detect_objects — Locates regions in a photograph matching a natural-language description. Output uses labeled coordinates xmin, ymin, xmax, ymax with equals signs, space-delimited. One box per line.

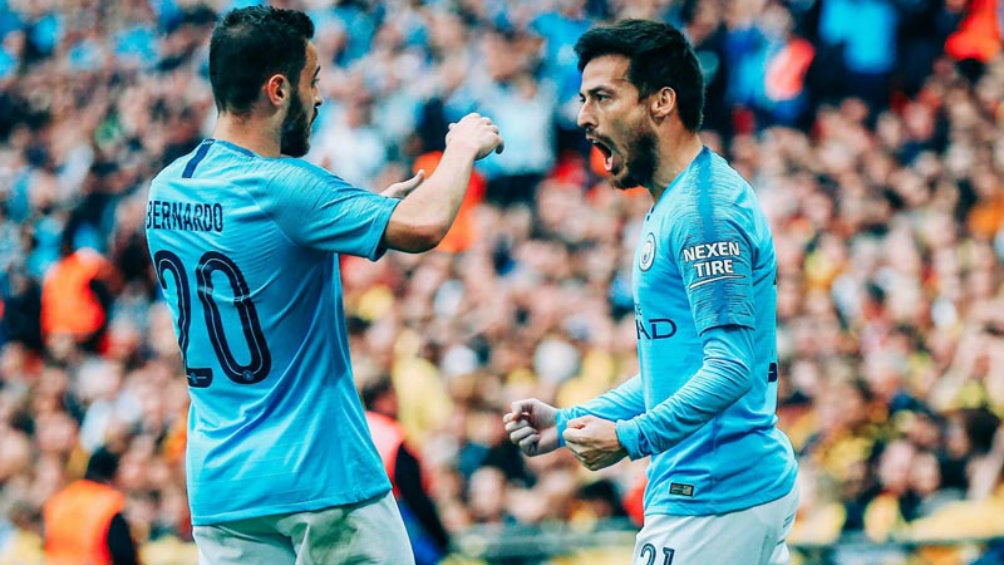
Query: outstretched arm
xmin=381 ymin=113 xmax=502 ymax=252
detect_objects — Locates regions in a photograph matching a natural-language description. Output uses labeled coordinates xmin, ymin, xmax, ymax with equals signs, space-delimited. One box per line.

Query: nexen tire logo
xmin=682 ymin=240 xmax=745 ymax=289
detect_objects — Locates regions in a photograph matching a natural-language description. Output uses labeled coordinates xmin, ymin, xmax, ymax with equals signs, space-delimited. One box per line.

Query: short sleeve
xmin=263 ymin=163 xmax=399 ymax=260
xmin=669 ymin=211 xmax=756 ymax=333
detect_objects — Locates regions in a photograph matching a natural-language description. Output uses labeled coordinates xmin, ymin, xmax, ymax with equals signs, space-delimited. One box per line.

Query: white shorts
xmin=632 ymin=486 xmax=799 ymax=565
xmin=193 ymin=492 xmax=415 ymax=565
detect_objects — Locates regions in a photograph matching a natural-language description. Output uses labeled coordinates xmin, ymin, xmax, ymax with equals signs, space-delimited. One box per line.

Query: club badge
xmin=640 ymin=233 xmax=656 ymax=271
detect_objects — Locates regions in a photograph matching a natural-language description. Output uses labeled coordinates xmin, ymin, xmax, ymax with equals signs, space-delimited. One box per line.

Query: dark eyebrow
xmin=313 ymin=66 xmax=320 ymax=78
xmin=580 ymin=86 xmax=612 ymax=99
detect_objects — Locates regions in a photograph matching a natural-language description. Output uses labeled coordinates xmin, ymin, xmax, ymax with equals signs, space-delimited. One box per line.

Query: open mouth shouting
xmin=589 ymin=136 xmax=620 ymax=174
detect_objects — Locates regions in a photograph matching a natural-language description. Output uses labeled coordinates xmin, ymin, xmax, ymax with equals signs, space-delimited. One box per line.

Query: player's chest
xmin=631 ymin=219 xmax=686 ymax=304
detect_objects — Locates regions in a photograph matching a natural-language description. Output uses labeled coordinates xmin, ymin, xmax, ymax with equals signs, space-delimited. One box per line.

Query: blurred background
xmin=0 ymin=0 xmax=1002 ymax=564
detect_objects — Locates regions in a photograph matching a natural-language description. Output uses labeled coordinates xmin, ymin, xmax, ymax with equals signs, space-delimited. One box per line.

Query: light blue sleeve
xmin=262 ymin=161 xmax=399 ymax=260
xmin=614 ymin=325 xmax=754 ymax=459
xmin=671 ymin=209 xmax=756 ymax=333
xmin=556 ymin=375 xmax=645 ymax=447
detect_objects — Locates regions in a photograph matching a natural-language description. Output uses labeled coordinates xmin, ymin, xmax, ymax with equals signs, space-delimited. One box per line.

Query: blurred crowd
xmin=0 ymin=0 xmax=1003 ymax=563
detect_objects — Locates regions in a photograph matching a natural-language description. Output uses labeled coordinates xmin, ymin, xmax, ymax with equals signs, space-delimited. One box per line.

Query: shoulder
xmin=701 ymin=150 xmax=753 ymax=202
xmin=661 ymin=159 xmax=761 ymax=249
xmin=669 ymin=151 xmax=755 ymax=222
xmin=365 ymin=411 xmax=404 ymax=437
xmin=151 ymin=150 xmax=195 ymax=186
xmin=264 ymin=157 xmax=356 ymax=193
xmin=269 ymin=156 xmax=331 ymax=179
xmin=75 ymin=248 xmax=110 ymax=268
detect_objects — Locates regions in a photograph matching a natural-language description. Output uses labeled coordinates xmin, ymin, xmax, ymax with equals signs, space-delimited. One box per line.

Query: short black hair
xmin=209 ymin=6 xmax=315 ymax=114
xmin=574 ymin=19 xmax=705 ymax=132
xmin=84 ymin=447 xmax=119 ymax=483
xmin=360 ymin=373 xmax=393 ymax=411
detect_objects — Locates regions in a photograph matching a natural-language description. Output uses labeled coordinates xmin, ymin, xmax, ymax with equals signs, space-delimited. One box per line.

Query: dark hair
xmin=574 ymin=19 xmax=705 ymax=131
xmin=360 ymin=373 xmax=394 ymax=410
xmin=962 ymin=407 xmax=1001 ymax=455
xmin=84 ymin=447 xmax=119 ymax=483
xmin=209 ymin=6 xmax=315 ymax=114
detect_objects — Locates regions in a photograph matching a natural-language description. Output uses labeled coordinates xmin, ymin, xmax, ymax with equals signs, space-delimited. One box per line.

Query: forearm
xmin=557 ymin=375 xmax=644 ymax=445
xmin=382 ymin=143 xmax=478 ymax=252
xmin=616 ymin=325 xmax=754 ymax=459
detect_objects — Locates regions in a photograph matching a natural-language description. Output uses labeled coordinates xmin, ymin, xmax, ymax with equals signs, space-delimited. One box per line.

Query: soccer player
xmin=504 ymin=20 xmax=798 ymax=565
xmin=146 ymin=7 xmax=502 ymax=565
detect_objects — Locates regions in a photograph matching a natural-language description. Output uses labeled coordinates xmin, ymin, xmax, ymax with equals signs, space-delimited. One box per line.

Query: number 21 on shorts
xmin=639 ymin=543 xmax=674 ymax=565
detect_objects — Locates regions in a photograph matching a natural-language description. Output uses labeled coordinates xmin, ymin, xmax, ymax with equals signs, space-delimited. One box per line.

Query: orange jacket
xmin=365 ymin=411 xmax=408 ymax=497
xmin=41 ymin=250 xmax=112 ymax=339
xmin=43 ymin=479 xmax=126 ymax=565
xmin=412 ymin=151 xmax=485 ymax=253
xmin=765 ymin=38 xmax=815 ymax=101
xmin=946 ymin=0 xmax=1002 ymax=62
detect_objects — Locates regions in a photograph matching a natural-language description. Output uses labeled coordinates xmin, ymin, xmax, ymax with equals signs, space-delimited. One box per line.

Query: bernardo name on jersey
xmin=146 ymin=199 xmax=225 ymax=233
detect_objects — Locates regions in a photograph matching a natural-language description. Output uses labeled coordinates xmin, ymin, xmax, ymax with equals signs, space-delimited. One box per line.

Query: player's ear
xmin=264 ymin=74 xmax=290 ymax=108
xmin=649 ymin=86 xmax=676 ymax=122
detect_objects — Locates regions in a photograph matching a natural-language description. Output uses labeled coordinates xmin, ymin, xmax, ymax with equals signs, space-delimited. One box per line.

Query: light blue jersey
xmin=146 ymin=139 xmax=397 ymax=526
xmin=558 ymin=147 xmax=797 ymax=516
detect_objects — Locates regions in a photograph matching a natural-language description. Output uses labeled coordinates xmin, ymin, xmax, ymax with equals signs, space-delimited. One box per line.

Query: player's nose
xmin=577 ymin=102 xmax=596 ymax=131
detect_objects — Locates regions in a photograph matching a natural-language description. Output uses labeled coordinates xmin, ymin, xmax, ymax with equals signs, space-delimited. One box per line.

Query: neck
xmin=648 ymin=131 xmax=704 ymax=202
xmin=213 ymin=111 xmax=282 ymax=157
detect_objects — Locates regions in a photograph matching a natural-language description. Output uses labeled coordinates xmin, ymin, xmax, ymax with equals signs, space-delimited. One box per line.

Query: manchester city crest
xmin=640 ymin=233 xmax=656 ymax=271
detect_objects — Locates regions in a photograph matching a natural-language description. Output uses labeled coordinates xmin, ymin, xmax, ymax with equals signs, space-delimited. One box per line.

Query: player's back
xmin=146 ymin=139 xmax=395 ymax=525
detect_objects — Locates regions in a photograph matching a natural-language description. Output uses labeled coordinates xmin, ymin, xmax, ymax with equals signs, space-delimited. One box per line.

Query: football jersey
xmin=146 ymin=139 xmax=396 ymax=525
xmin=559 ymin=147 xmax=797 ymax=515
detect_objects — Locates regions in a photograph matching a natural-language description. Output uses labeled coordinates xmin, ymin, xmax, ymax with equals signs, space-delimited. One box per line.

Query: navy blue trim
xmin=182 ymin=140 xmax=215 ymax=179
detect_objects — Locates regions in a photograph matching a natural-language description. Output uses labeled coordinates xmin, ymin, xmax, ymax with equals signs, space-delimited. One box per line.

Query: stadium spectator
xmin=40 ymin=229 xmax=119 ymax=353
xmin=42 ymin=447 xmax=139 ymax=565
xmin=362 ymin=373 xmax=452 ymax=565
xmin=815 ymin=0 xmax=900 ymax=110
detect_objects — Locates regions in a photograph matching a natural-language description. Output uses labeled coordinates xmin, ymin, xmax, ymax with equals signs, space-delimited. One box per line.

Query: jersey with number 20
xmin=146 ymin=139 xmax=397 ymax=526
